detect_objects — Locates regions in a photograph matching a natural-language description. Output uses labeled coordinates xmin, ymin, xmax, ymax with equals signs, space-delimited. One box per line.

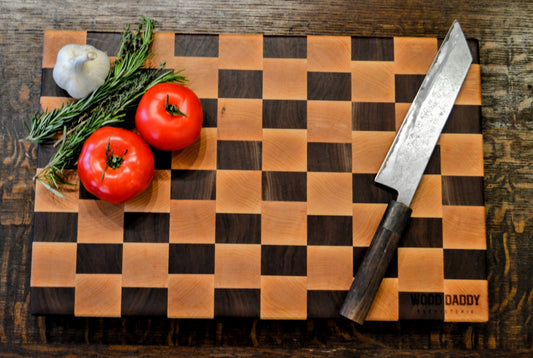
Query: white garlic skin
xmin=52 ymin=44 xmax=110 ymax=99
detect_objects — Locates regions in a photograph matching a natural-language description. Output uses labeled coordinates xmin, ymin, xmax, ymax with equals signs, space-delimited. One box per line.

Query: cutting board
xmin=30 ymin=30 xmax=487 ymax=321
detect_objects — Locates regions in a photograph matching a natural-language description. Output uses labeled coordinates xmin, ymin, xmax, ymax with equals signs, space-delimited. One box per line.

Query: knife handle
xmin=340 ymin=200 xmax=412 ymax=324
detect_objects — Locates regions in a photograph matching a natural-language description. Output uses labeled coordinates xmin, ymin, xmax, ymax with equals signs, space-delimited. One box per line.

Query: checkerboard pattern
xmin=31 ymin=30 xmax=487 ymax=321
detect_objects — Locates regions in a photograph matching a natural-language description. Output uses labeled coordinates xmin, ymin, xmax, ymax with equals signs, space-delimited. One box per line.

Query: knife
xmin=339 ymin=20 xmax=473 ymax=324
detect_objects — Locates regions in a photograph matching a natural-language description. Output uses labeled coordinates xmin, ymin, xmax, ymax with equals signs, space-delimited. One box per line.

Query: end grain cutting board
xmin=30 ymin=30 xmax=487 ymax=321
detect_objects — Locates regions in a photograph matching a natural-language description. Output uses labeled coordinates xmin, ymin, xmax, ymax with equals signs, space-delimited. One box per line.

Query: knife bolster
xmin=380 ymin=200 xmax=412 ymax=234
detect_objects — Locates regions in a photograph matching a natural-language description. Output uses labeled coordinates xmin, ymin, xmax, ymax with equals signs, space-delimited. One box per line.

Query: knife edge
xmin=375 ymin=20 xmax=473 ymax=206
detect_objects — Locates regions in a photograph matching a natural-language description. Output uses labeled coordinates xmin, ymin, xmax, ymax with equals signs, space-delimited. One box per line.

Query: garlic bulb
xmin=52 ymin=44 xmax=110 ymax=99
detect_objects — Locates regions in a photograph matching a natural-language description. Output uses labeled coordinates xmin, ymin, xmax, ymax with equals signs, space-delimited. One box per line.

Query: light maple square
xmin=352 ymin=131 xmax=396 ymax=173
xmin=172 ymin=128 xmax=218 ymax=170
xmin=77 ymin=200 xmax=124 ymax=243
xmin=167 ymin=57 xmax=219 ymax=99
xmin=398 ymin=248 xmax=444 ymax=292
xmin=122 ymin=243 xmax=169 ymax=287
xmin=75 ymin=274 xmax=122 ymax=317
xmin=43 ymin=30 xmax=87 ymax=68
xmin=31 ymin=242 xmax=76 ymax=287
xmin=124 ymin=170 xmax=171 ymax=213
xmin=410 ymin=175 xmax=443 ymax=218
xmin=444 ymin=279 xmax=488 ymax=322
xmin=351 ymin=61 xmax=395 ymax=102
xmin=443 ymin=206 xmax=486 ymax=249
xmin=34 ymin=170 xmax=79 ymax=213
xmin=455 ymin=65 xmax=482 ymax=105
xmin=214 ymin=244 xmax=261 ymax=288
xmin=219 ymin=34 xmax=263 ymax=70
xmin=261 ymin=276 xmax=307 ymax=319
xmin=40 ymin=97 xmax=74 ymax=112
xmin=366 ymin=278 xmax=399 ymax=321
xmin=144 ymin=32 xmax=175 ymax=69
xmin=168 ymin=274 xmax=215 ymax=318
xmin=261 ymin=201 xmax=307 ymax=246
xmin=307 ymin=101 xmax=352 ymax=143
xmin=262 ymin=129 xmax=307 ymax=172
xmin=307 ymin=35 xmax=351 ymax=72
xmin=307 ymin=246 xmax=353 ymax=290
xmin=217 ymin=98 xmax=263 ymax=141
xmin=439 ymin=133 xmax=484 ymax=176
xmin=170 ymin=200 xmax=216 ymax=244
xmin=353 ymin=203 xmax=388 ymax=247
xmin=216 ymin=170 xmax=262 ymax=214
xmin=393 ymin=37 xmax=438 ymax=74
xmin=307 ymin=172 xmax=352 ymax=216
xmin=263 ymin=58 xmax=307 ymax=100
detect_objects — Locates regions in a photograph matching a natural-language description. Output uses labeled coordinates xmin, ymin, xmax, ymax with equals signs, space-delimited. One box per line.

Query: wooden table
xmin=1 ymin=1 xmax=531 ymax=356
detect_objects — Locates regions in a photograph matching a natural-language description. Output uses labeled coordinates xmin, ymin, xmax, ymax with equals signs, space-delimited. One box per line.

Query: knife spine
xmin=374 ymin=20 xmax=473 ymax=206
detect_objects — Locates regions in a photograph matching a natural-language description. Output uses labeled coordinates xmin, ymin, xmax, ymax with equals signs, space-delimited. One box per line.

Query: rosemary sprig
xmin=28 ymin=15 xmax=187 ymax=191
xmin=26 ymin=16 xmax=157 ymax=143
xmin=35 ymin=68 xmax=185 ymax=188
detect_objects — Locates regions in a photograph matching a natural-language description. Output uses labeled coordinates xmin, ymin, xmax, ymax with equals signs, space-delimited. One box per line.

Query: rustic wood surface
xmin=0 ymin=0 xmax=531 ymax=356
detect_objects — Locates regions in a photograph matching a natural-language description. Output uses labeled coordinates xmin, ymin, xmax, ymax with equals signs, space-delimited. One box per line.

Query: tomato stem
xmin=165 ymin=94 xmax=187 ymax=117
xmin=101 ymin=137 xmax=128 ymax=182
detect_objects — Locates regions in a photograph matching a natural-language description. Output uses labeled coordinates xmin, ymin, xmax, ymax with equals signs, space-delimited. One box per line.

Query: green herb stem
xmin=26 ymin=16 xmax=159 ymax=143
xmin=35 ymin=68 xmax=185 ymax=188
xmin=29 ymin=16 xmax=187 ymax=191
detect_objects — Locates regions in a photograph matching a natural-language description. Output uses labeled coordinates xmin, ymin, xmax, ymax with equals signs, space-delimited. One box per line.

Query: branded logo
xmin=400 ymin=292 xmax=483 ymax=318
xmin=409 ymin=293 xmax=481 ymax=306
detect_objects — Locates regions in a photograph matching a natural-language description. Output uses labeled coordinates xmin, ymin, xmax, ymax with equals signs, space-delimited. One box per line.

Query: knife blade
xmin=339 ymin=20 xmax=473 ymax=324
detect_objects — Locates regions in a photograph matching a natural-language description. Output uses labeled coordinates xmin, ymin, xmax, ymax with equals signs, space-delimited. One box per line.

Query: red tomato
xmin=78 ymin=127 xmax=155 ymax=204
xmin=135 ymin=83 xmax=203 ymax=151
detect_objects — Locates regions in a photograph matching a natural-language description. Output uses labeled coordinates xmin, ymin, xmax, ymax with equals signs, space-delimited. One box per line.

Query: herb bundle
xmin=26 ymin=16 xmax=186 ymax=194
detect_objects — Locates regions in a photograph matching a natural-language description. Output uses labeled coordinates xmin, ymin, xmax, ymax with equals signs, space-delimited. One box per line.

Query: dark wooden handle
xmin=340 ymin=200 xmax=412 ymax=324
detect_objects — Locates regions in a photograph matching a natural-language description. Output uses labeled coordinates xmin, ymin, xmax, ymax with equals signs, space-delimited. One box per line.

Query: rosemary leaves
xmin=27 ymin=16 xmax=186 ymax=193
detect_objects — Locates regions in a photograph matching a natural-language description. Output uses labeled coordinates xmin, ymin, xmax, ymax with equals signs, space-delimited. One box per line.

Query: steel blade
xmin=375 ymin=21 xmax=473 ymax=206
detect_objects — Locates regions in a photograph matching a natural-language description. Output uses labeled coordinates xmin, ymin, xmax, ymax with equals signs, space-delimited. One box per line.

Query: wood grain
xmin=0 ymin=0 xmax=531 ymax=355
